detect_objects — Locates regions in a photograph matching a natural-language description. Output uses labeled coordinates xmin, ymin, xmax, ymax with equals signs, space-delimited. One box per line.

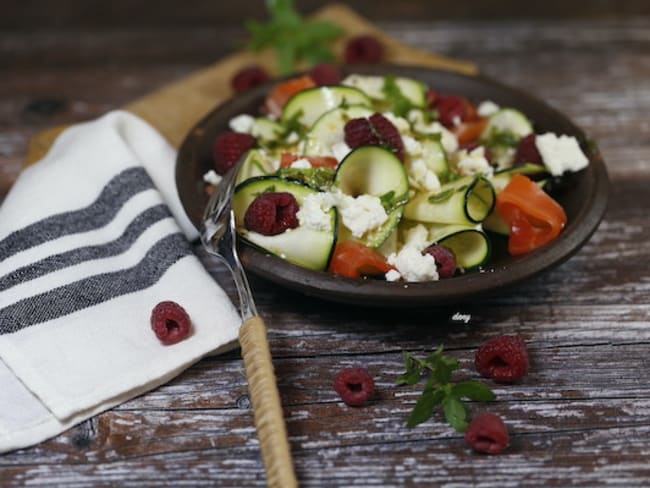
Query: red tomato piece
xmin=496 ymin=174 xmax=568 ymax=255
xmin=280 ymin=153 xmax=339 ymax=169
xmin=328 ymin=241 xmax=395 ymax=279
xmin=264 ymin=75 xmax=317 ymax=118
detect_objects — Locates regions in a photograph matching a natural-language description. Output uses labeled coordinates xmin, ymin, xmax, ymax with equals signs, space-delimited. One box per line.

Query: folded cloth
xmin=0 ymin=111 xmax=241 ymax=453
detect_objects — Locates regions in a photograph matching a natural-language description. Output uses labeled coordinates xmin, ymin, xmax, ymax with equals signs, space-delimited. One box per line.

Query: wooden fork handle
xmin=239 ymin=316 xmax=297 ymax=488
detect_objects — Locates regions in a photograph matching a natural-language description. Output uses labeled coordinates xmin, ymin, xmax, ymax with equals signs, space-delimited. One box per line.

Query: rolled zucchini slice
xmin=232 ymin=177 xmax=337 ymax=271
xmin=436 ymin=227 xmax=491 ymax=270
xmin=235 ymin=149 xmax=277 ymax=185
xmin=404 ymin=175 xmax=496 ymax=225
xmin=303 ymin=105 xmax=373 ymax=157
xmin=334 ymin=146 xmax=409 ymax=248
xmin=281 ymin=86 xmax=371 ymax=128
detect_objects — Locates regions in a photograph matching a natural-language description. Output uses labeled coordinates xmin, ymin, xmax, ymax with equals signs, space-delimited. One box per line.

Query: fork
xmin=200 ymin=160 xmax=297 ymax=488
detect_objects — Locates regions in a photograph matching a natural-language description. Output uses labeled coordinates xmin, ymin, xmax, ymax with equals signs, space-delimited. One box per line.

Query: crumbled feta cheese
xmin=336 ymin=193 xmax=388 ymax=238
xmin=455 ymin=146 xmax=494 ymax=177
xmin=452 ymin=115 xmax=462 ymax=127
xmin=229 ymin=114 xmax=255 ymax=133
xmin=203 ymin=169 xmax=222 ymax=185
xmin=535 ymin=133 xmax=589 ymax=176
xmin=290 ymin=158 xmax=312 ymax=169
xmin=297 ymin=193 xmax=335 ymax=232
xmin=408 ymin=158 xmax=442 ymax=192
xmin=382 ymin=112 xmax=411 ymax=133
xmin=385 ymin=269 xmax=402 ymax=282
xmin=477 ymin=100 xmax=500 ymax=117
xmin=407 ymin=110 xmax=459 ymax=154
xmin=387 ymin=246 xmax=439 ymax=282
xmin=285 ymin=131 xmax=300 ymax=144
xmin=402 ymin=223 xmax=431 ymax=252
xmin=402 ymin=135 xmax=423 ymax=157
xmin=332 ymin=141 xmax=352 ymax=162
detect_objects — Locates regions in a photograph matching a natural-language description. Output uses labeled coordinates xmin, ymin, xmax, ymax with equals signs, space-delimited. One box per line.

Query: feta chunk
xmin=402 ymin=223 xmax=431 ymax=252
xmin=228 ymin=114 xmax=255 ymax=133
xmin=289 ymin=158 xmax=312 ymax=169
xmin=408 ymin=158 xmax=441 ymax=192
xmin=477 ymin=100 xmax=500 ymax=117
xmin=297 ymin=193 xmax=335 ymax=232
xmin=336 ymin=193 xmax=388 ymax=238
xmin=407 ymin=110 xmax=459 ymax=154
xmin=385 ymin=269 xmax=402 ymax=282
xmin=387 ymin=246 xmax=439 ymax=282
xmin=202 ymin=169 xmax=222 ymax=185
xmin=455 ymin=146 xmax=494 ymax=177
xmin=285 ymin=131 xmax=300 ymax=144
xmin=382 ymin=112 xmax=411 ymax=133
xmin=535 ymin=133 xmax=589 ymax=176
xmin=402 ymin=135 xmax=423 ymax=157
xmin=332 ymin=141 xmax=352 ymax=162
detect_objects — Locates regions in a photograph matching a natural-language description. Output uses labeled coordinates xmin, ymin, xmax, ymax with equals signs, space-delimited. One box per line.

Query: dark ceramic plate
xmin=176 ymin=65 xmax=609 ymax=307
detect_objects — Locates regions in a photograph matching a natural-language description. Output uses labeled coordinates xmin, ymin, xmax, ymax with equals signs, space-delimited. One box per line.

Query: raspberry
xmin=514 ymin=133 xmax=543 ymax=166
xmin=423 ymin=245 xmax=457 ymax=278
xmin=433 ymin=95 xmax=471 ymax=128
xmin=308 ymin=63 xmax=342 ymax=86
xmin=150 ymin=301 xmax=192 ymax=345
xmin=244 ymin=192 xmax=299 ymax=236
xmin=465 ymin=413 xmax=509 ymax=454
xmin=213 ymin=131 xmax=256 ymax=175
xmin=344 ymin=35 xmax=384 ymax=64
xmin=231 ymin=65 xmax=271 ymax=94
xmin=334 ymin=367 xmax=375 ymax=407
xmin=344 ymin=117 xmax=380 ymax=147
xmin=475 ymin=335 xmax=529 ymax=383
xmin=344 ymin=113 xmax=405 ymax=161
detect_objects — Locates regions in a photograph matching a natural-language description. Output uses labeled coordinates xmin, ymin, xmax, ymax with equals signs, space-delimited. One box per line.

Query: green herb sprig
xmin=246 ymin=0 xmax=344 ymax=75
xmin=396 ymin=346 xmax=495 ymax=432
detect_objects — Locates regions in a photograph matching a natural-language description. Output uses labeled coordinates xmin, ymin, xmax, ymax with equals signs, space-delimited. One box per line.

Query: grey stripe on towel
xmin=0 ymin=204 xmax=172 ymax=292
xmin=0 ymin=167 xmax=154 ymax=260
xmin=0 ymin=233 xmax=192 ymax=334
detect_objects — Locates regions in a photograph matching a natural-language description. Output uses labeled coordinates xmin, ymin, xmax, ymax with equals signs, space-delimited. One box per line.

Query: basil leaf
xmin=451 ymin=380 xmax=496 ymax=402
xmin=407 ymin=388 xmax=445 ymax=428
xmin=442 ymin=396 xmax=470 ymax=432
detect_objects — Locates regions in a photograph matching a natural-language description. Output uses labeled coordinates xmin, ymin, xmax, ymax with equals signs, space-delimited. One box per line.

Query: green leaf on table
xmin=443 ymin=395 xmax=470 ymax=432
xmin=451 ymin=380 xmax=496 ymax=402
xmin=396 ymin=346 xmax=495 ymax=431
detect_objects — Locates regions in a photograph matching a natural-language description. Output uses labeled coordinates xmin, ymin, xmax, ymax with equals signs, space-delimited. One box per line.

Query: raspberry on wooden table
xmin=308 ymin=63 xmax=342 ymax=86
xmin=212 ymin=131 xmax=256 ymax=175
xmin=231 ymin=65 xmax=271 ymax=94
xmin=465 ymin=413 xmax=509 ymax=454
xmin=150 ymin=301 xmax=192 ymax=345
xmin=344 ymin=35 xmax=384 ymax=64
xmin=475 ymin=335 xmax=529 ymax=383
xmin=334 ymin=367 xmax=375 ymax=407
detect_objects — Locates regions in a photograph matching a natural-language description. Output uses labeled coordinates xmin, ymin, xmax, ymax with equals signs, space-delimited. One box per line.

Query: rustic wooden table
xmin=2 ymin=8 xmax=650 ymax=487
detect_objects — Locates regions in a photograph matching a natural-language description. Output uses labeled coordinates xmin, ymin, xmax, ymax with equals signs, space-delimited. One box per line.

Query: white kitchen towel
xmin=0 ymin=111 xmax=241 ymax=453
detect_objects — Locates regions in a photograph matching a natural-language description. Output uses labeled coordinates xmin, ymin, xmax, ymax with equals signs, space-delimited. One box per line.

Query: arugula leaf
xmin=382 ymin=76 xmax=413 ymax=117
xmin=246 ymin=0 xmax=343 ymax=74
xmin=396 ymin=346 xmax=496 ymax=432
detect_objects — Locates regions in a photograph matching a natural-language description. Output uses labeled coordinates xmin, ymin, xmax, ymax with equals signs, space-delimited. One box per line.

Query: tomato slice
xmin=280 ymin=153 xmax=339 ymax=169
xmin=328 ymin=241 xmax=395 ymax=279
xmin=452 ymin=117 xmax=488 ymax=145
xmin=264 ymin=75 xmax=317 ymax=118
xmin=496 ymin=174 xmax=568 ymax=255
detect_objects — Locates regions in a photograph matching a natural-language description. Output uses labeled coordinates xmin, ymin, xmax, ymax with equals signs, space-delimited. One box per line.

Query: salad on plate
xmin=206 ymin=71 xmax=590 ymax=283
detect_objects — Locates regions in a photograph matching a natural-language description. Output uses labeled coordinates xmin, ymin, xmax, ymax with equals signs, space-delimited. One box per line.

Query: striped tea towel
xmin=0 ymin=111 xmax=241 ymax=453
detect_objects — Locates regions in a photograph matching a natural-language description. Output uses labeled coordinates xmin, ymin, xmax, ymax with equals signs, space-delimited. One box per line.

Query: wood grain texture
xmin=1 ymin=5 xmax=650 ymax=487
